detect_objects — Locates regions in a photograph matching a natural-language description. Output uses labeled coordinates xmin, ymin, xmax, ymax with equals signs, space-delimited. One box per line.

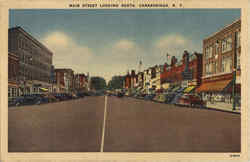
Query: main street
xmin=8 ymin=96 xmax=241 ymax=152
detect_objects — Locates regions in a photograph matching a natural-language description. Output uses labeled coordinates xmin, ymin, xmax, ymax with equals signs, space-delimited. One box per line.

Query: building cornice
xmin=203 ymin=19 xmax=241 ymax=42
xmin=9 ymin=27 xmax=53 ymax=56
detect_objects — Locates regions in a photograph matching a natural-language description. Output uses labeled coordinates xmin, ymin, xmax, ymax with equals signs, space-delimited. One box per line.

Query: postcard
xmin=0 ymin=0 xmax=249 ymax=161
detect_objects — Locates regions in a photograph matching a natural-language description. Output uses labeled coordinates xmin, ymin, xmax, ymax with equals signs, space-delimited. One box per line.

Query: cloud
xmin=154 ymin=33 xmax=199 ymax=60
xmin=155 ymin=34 xmax=187 ymax=49
xmin=41 ymin=31 xmax=93 ymax=73
xmin=112 ymin=39 xmax=136 ymax=52
xmin=40 ymin=33 xmax=201 ymax=83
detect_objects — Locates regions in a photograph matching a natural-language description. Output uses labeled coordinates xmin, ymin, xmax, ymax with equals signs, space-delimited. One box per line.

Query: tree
xmin=90 ymin=76 xmax=107 ymax=90
xmin=108 ymin=75 xmax=124 ymax=90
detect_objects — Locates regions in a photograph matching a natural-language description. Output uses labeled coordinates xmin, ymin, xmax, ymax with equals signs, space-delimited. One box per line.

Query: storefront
xmin=8 ymin=81 xmax=19 ymax=101
xmin=196 ymin=73 xmax=240 ymax=106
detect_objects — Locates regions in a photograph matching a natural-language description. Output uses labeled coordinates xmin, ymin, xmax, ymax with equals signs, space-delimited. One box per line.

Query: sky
xmin=9 ymin=9 xmax=241 ymax=82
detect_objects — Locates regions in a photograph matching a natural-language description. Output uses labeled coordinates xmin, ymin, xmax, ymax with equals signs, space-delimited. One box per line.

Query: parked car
xmin=76 ymin=92 xmax=85 ymax=98
xmin=144 ymin=94 xmax=156 ymax=101
xmin=13 ymin=94 xmax=48 ymax=106
xmin=53 ymin=93 xmax=66 ymax=101
xmin=170 ymin=92 xmax=183 ymax=104
xmin=45 ymin=93 xmax=58 ymax=103
xmin=117 ymin=92 xmax=124 ymax=97
xmin=177 ymin=94 xmax=206 ymax=108
xmin=154 ymin=93 xmax=175 ymax=103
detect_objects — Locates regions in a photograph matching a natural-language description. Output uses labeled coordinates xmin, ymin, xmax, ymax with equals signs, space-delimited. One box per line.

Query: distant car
xmin=45 ymin=93 xmax=58 ymax=102
xmin=76 ymin=92 xmax=85 ymax=98
xmin=178 ymin=94 xmax=206 ymax=108
xmin=144 ymin=94 xmax=156 ymax=101
xmin=117 ymin=92 xmax=124 ymax=97
xmin=153 ymin=93 xmax=174 ymax=103
xmin=170 ymin=92 xmax=183 ymax=104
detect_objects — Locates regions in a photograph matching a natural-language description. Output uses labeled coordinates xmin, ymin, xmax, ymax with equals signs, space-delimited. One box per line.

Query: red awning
xmin=196 ymin=79 xmax=232 ymax=93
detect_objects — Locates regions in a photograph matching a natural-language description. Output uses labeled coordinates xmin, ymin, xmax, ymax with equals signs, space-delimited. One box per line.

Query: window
xmin=205 ymin=63 xmax=212 ymax=75
xmin=237 ymin=50 xmax=240 ymax=69
xmin=215 ymin=62 xmax=218 ymax=74
xmin=236 ymin=31 xmax=241 ymax=48
xmin=12 ymin=88 xmax=15 ymax=97
xmin=215 ymin=42 xmax=220 ymax=54
xmin=222 ymin=36 xmax=232 ymax=53
xmin=205 ymin=46 xmax=213 ymax=59
xmin=8 ymin=88 xmax=11 ymax=97
xmin=222 ymin=56 xmax=232 ymax=73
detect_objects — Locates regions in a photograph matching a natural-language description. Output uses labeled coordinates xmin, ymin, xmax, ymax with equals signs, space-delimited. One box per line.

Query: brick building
xmin=124 ymin=72 xmax=131 ymax=89
xmin=160 ymin=51 xmax=203 ymax=93
xmin=55 ymin=68 xmax=74 ymax=93
xmin=8 ymin=27 xmax=53 ymax=94
xmin=196 ymin=19 xmax=241 ymax=106
xmin=8 ymin=52 xmax=19 ymax=99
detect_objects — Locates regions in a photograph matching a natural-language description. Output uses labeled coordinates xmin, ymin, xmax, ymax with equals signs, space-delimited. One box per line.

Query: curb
xmin=126 ymin=96 xmax=241 ymax=115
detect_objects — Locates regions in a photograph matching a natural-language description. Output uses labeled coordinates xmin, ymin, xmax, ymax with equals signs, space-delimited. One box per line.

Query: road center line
xmin=101 ymin=95 xmax=108 ymax=152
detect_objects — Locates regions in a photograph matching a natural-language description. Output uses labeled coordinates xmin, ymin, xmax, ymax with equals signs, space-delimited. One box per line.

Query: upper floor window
xmin=205 ymin=63 xmax=212 ymax=75
xmin=237 ymin=50 xmax=240 ymax=70
xmin=215 ymin=42 xmax=220 ymax=54
xmin=222 ymin=56 xmax=232 ymax=73
xmin=222 ymin=36 xmax=232 ymax=53
xmin=236 ymin=31 xmax=241 ymax=48
xmin=205 ymin=46 xmax=213 ymax=59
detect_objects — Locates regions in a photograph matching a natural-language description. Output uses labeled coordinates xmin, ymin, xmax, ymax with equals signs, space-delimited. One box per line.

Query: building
xmin=137 ymin=72 xmax=144 ymax=89
xmin=55 ymin=69 xmax=74 ymax=93
xmin=74 ymin=73 xmax=88 ymax=92
xmin=160 ymin=51 xmax=203 ymax=93
xmin=196 ymin=19 xmax=241 ymax=107
xmin=8 ymin=27 xmax=53 ymax=94
xmin=8 ymin=52 xmax=19 ymax=100
xmin=143 ymin=69 xmax=150 ymax=94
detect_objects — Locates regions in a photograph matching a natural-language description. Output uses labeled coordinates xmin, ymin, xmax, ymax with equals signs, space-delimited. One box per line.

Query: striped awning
xmin=184 ymin=86 xmax=196 ymax=93
xmin=40 ymin=88 xmax=49 ymax=92
xmin=196 ymin=79 xmax=232 ymax=93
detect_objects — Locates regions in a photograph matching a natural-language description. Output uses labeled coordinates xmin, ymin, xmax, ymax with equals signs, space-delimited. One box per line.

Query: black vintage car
xmin=13 ymin=94 xmax=49 ymax=106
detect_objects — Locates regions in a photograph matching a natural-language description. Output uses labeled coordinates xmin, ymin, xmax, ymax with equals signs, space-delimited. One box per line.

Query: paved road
xmin=104 ymin=96 xmax=240 ymax=152
xmin=8 ymin=96 xmax=241 ymax=152
xmin=9 ymin=96 xmax=105 ymax=152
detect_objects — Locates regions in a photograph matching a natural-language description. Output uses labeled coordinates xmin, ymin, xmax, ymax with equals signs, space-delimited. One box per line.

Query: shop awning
xmin=196 ymin=79 xmax=232 ymax=93
xmin=184 ymin=86 xmax=196 ymax=93
xmin=40 ymin=88 xmax=49 ymax=92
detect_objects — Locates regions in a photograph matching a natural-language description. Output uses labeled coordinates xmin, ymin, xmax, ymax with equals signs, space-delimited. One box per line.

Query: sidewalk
xmin=206 ymin=101 xmax=241 ymax=114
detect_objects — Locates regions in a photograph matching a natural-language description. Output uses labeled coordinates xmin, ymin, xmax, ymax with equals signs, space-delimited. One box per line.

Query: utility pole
xmin=232 ymin=31 xmax=238 ymax=111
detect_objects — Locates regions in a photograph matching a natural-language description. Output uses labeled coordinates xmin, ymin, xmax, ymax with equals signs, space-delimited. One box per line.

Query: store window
xmin=8 ymin=88 xmax=11 ymax=97
xmin=12 ymin=88 xmax=16 ymax=97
